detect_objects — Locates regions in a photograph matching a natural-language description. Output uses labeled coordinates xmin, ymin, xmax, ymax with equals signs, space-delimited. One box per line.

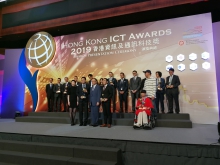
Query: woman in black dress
xmin=67 ymin=80 xmax=78 ymax=126
xmin=99 ymin=78 xmax=104 ymax=87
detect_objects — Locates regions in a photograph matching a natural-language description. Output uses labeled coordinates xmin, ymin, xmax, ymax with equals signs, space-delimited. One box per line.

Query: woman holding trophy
xmin=133 ymin=90 xmax=154 ymax=128
xmin=67 ymin=80 xmax=78 ymax=126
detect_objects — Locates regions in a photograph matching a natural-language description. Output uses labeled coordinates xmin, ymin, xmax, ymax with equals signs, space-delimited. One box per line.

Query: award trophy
xmin=57 ymin=85 xmax=60 ymax=93
xmin=64 ymin=85 xmax=67 ymax=94
xmin=81 ymin=87 xmax=87 ymax=99
xmin=157 ymin=81 xmax=162 ymax=90
xmin=101 ymin=94 xmax=105 ymax=102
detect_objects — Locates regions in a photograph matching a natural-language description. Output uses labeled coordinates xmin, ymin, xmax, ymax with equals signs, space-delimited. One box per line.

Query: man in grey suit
xmin=90 ymin=78 xmax=101 ymax=126
xmin=129 ymin=70 xmax=141 ymax=112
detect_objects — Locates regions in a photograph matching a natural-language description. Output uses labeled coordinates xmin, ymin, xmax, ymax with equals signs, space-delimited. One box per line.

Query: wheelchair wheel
xmin=133 ymin=125 xmax=141 ymax=129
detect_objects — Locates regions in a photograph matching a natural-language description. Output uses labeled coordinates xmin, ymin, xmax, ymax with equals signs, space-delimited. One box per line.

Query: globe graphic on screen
xmin=25 ymin=32 xmax=56 ymax=68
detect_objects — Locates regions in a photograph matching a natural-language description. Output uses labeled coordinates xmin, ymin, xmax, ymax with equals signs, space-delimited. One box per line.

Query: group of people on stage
xmin=46 ymin=68 xmax=181 ymax=128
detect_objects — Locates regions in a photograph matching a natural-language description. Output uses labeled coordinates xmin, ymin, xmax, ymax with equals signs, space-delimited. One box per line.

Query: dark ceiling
xmin=0 ymin=0 xmax=220 ymax=49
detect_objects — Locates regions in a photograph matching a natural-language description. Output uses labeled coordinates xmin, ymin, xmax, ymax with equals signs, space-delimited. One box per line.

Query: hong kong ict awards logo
xmin=25 ymin=32 xmax=56 ymax=68
xmin=19 ymin=32 xmax=56 ymax=111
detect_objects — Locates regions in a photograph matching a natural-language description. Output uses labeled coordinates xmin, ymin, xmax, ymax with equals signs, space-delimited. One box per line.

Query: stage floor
xmin=0 ymin=119 xmax=218 ymax=145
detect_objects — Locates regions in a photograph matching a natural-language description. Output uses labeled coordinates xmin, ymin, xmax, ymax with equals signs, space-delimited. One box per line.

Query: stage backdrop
xmin=2 ymin=13 xmax=219 ymax=124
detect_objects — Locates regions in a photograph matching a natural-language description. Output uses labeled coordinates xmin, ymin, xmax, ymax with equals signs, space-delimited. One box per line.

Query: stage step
xmin=157 ymin=113 xmax=190 ymax=120
xmin=16 ymin=116 xmax=71 ymax=124
xmin=156 ymin=119 xmax=192 ymax=128
xmin=0 ymin=140 xmax=121 ymax=165
xmin=16 ymin=112 xmax=192 ymax=128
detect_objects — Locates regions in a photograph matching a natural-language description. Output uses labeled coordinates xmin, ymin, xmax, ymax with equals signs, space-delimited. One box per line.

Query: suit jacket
xmin=75 ymin=81 xmax=81 ymax=87
xmin=62 ymin=82 xmax=71 ymax=95
xmin=108 ymin=77 xmax=117 ymax=89
xmin=88 ymin=80 xmax=92 ymax=88
xmin=53 ymin=84 xmax=63 ymax=97
xmin=129 ymin=77 xmax=141 ymax=91
xmin=101 ymin=85 xmax=113 ymax=100
xmin=165 ymin=75 xmax=181 ymax=90
xmin=90 ymin=85 xmax=101 ymax=106
xmin=46 ymin=83 xmax=54 ymax=97
xmin=156 ymin=78 xmax=165 ymax=93
xmin=76 ymin=83 xmax=90 ymax=101
xmin=117 ymin=79 xmax=128 ymax=93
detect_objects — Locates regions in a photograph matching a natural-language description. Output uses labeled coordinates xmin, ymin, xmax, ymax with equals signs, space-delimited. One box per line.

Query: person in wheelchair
xmin=133 ymin=90 xmax=154 ymax=128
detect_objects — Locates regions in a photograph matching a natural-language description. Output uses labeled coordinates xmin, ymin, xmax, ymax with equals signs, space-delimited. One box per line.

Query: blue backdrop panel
xmin=1 ymin=49 xmax=25 ymax=118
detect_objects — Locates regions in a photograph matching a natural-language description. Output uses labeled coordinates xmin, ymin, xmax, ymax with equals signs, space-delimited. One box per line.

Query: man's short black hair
xmin=58 ymin=78 xmax=61 ymax=80
xmin=88 ymin=74 xmax=93 ymax=77
xmin=141 ymin=90 xmax=146 ymax=93
xmin=156 ymin=71 xmax=162 ymax=77
xmin=103 ymin=78 xmax=108 ymax=82
xmin=92 ymin=78 xmax=98 ymax=82
xmin=120 ymin=72 xmax=125 ymax=76
xmin=81 ymin=77 xmax=86 ymax=80
xmin=169 ymin=68 xmax=174 ymax=72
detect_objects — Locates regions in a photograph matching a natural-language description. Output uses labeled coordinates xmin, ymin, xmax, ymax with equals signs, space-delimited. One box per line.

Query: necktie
xmin=92 ymin=85 xmax=95 ymax=91
xmin=133 ymin=77 xmax=136 ymax=81
xmin=50 ymin=84 xmax=52 ymax=88
xmin=103 ymin=86 xmax=106 ymax=90
xmin=169 ymin=76 xmax=173 ymax=85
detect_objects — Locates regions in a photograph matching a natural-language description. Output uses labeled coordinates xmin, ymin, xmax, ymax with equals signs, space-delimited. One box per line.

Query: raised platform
xmin=0 ymin=119 xmax=218 ymax=165
xmin=0 ymin=139 xmax=121 ymax=165
xmin=16 ymin=112 xmax=192 ymax=128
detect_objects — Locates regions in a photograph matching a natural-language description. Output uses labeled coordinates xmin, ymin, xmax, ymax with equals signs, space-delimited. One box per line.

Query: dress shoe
xmin=71 ymin=122 xmax=75 ymax=126
xmin=83 ymin=124 xmax=87 ymax=126
xmin=79 ymin=124 xmax=83 ymax=126
xmin=100 ymin=124 xmax=107 ymax=127
xmin=167 ymin=111 xmax=173 ymax=114
xmin=89 ymin=124 xmax=93 ymax=126
xmin=107 ymin=124 xmax=111 ymax=128
xmin=93 ymin=125 xmax=98 ymax=127
xmin=176 ymin=112 xmax=179 ymax=114
xmin=162 ymin=111 xmax=165 ymax=114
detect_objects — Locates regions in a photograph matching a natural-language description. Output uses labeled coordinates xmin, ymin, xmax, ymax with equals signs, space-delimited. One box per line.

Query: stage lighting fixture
xmin=15 ymin=111 xmax=21 ymax=118
xmin=218 ymin=122 xmax=220 ymax=143
xmin=0 ymin=0 xmax=6 ymax=2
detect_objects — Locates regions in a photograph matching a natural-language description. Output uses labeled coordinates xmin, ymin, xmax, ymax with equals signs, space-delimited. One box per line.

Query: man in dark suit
xmin=155 ymin=71 xmax=165 ymax=113
xmin=117 ymin=72 xmax=128 ymax=113
xmin=100 ymin=78 xmax=113 ymax=128
xmin=129 ymin=70 xmax=141 ymax=112
xmin=53 ymin=78 xmax=63 ymax=112
xmin=74 ymin=76 xmax=81 ymax=86
xmin=90 ymin=78 xmax=101 ymax=127
xmin=165 ymin=68 xmax=181 ymax=114
xmin=76 ymin=77 xmax=90 ymax=126
xmin=87 ymin=74 xmax=93 ymax=111
xmin=62 ymin=77 xmax=71 ymax=112
xmin=108 ymin=72 xmax=117 ymax=112
xmin=46 ymin=78 xmax=54 ymax=112
xmin=88 ymin=74 xmax=93 ymax=88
